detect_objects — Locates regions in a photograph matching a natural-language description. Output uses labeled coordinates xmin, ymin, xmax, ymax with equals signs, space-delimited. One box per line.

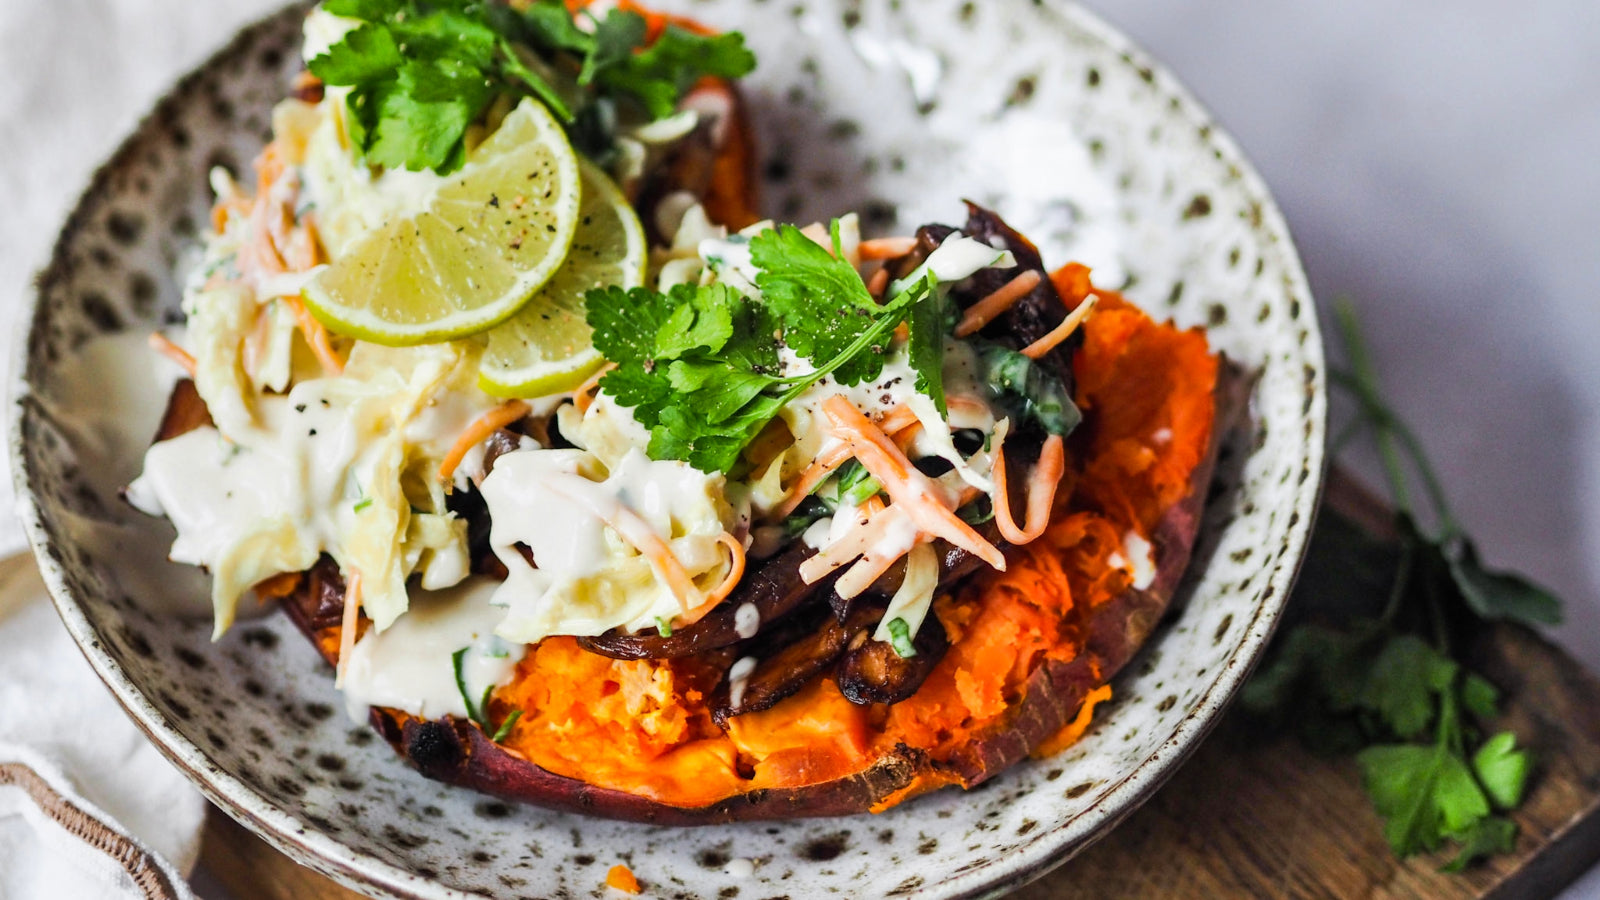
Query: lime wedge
xmin=303 ymin=99 xmax=582 ymax=346
xmin=479 ymin=158 xmax=647 ymax=397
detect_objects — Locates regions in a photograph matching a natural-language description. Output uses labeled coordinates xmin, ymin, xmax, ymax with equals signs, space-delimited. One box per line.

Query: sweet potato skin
xmin=293 ymin=362 xmax=1249 ymax=824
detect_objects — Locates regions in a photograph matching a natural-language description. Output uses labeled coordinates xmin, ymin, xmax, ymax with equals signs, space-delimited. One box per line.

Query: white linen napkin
xmin=0 ymin=553 xmax=204 ymax=900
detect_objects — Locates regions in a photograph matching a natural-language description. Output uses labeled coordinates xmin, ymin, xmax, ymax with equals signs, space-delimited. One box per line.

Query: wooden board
xmin=192 ymin=472 xmax=1600 ymax=898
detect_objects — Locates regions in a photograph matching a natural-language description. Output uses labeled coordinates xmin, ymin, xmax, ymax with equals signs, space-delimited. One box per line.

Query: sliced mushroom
xmin=711 ymin=602 xmax=880 ymax=727
xmin=835 ymin=612 xmax=950 ymax=706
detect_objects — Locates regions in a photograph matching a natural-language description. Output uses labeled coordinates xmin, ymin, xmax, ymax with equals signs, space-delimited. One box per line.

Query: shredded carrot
xmin=573 ymin=363 xmax=614 ymax=414
xmin=437 ymin=400 xmax=531 ymax=483
xmin=770 ymin=449 xmax=847 ymax=520
xmin=670 ymin=532 xmax=748 ymax=628
xmin=954 ymin=270 xmax=1042 ymax=337
xmin=335 ymin=570 xmax=362 ymax=688
xmin=769 ymin=405 xmax=919 ymax=520
xmin=858 ymin=236 xmax=918 ymax=260
xmin=605 ymin=864 xmax=641 ymax=894
xmin=798 ymin=505 xmax=910 ymax=585
xmin=835 ymin=540 xmax=913 ymax=599
xmin=281 ymin=295 xmax=345 ymax=375
xmin=877 ymin=404 xmax=920 ymax=435
xmin=574 ymin=365 xmax=613 ymax=413
xmin=148 ymin=332 xmax=197 ymax=377
xmin=1022 ymin=293 xmax=1099 ymax=359
xmin=866 ymin=267 xmax=889 ymax=298
xmin=890 ymin=420 xmax=923 ymax=452
xmin=992 ymin=434 xmax=1066 ymax=545
xmin=822 ymin=396 xmax=1005 ymax=570
xmin=702 ymin=533 xmax=748 ymax=611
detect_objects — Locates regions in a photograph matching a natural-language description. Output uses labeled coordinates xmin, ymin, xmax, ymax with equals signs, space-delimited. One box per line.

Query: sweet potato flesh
xmin=486 ymin=285 xmax=1220 ymax=810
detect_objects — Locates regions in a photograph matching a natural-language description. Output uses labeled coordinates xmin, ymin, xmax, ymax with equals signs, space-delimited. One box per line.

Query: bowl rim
xmin=7 ymin=2 xmax=1325 ymax=897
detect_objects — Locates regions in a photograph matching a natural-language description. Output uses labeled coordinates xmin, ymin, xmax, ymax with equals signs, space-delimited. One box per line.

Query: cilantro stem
xmin=773 ymin=304 xmax=908 ymax=389
xmin=497 ymin=40 xmax=574 ymax=120
xmin=1380 ymin=539 xmax=1416 ymax=626
xmin=1332 ymin=300 xmax=1465 ymax=544
xmin=1334 ymin=300 xmax=1414 ymax=518
xmin=765 ymin=285 xmax=921 ymax=408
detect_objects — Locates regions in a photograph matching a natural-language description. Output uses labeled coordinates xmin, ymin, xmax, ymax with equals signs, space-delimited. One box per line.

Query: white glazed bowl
xmin=11 ymin=2 xmax=1324 ymax=897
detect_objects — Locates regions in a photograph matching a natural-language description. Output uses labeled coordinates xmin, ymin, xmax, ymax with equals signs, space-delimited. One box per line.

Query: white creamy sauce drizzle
xmin=888 ymin=234 xmax=1014 ymax=296
xmin=340 ymin=577 xmax=523 ymax=723
xmin=733 ymin=602 xmax=761 ymax=640
xmin=727 ymin=656 xmax=758 ymax=709
xmin=1124 ymin=531 xmax=1157 ymax=590
xmin=127 ymin=349 xmax=490 ymax=633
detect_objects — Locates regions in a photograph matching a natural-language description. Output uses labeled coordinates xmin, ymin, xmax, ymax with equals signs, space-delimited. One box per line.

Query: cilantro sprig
xmin=1245 ymin=299 xmax=1561 ymax=870
xmin=308 ymin=0 xmax=755 ymax=172
xmin=586 ymin=221 xmax=944 ymax=473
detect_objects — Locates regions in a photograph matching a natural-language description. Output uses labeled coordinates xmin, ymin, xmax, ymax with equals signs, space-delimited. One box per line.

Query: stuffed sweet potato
xmin=127 ymin=0 xmax=1246 ymax=824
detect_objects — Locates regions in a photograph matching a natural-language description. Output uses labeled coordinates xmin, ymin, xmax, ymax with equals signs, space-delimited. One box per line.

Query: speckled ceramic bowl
xmin=11 ymin=2 xmax=1323 ymax=897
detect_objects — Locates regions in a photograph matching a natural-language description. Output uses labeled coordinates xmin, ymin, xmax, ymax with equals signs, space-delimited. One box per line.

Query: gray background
xmin=0 ymin=0 xmax=1594 ymax=894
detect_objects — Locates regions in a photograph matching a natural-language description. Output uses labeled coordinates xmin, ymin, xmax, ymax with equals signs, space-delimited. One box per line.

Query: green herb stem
xmin=1334 ymin=300 xmax=1415 ymax=518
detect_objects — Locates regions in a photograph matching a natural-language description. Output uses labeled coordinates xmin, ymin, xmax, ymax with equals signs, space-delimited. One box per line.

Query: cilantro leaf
xmin=1358 ymin=743 xmax=1491 ymax=857
xmin=753 ymin=223 xmax=884 ymax=384
xmin=580 ymin=10 xmax=649 ymax=87
xmin=585 ymin=225 xmax=928 ymax=474
xmin=654 ymin=283 xmax=739 ymax=357
xmin=1471 ymin=732 xmax=1530 ymax=810
xmin=1440 ymin=816 xmax=1516 ymax=873
xmin=307 ymin=23 xmax=401 ymax=83
xmin=307 ymin=0 xmax=755 ymax=172
xmin=517 ymin=0 xmax=594 ymax=55
xmin=905 ymin=275 xmax=948 ymax=416
xmin=1447 ymin=540 xmax=1562 ymax=627
xmin=1243 ymin=301 xmax=1558 ymax=872
xmin=1460 ymin=672 xmax=1500 ymax=719
xmin=595 ymin=26 xmax=756 ymax=119
xmin=1362 ymin=634 xmax=1457 ymax=739
xmin=586 ymin=284 xmax=681 ymax=363
xmin=975 ymin=341 xmax=1081 ymax=436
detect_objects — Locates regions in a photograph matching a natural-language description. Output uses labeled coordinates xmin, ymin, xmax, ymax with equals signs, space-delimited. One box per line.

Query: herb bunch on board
xmin=307 ymin=0 xmax=755 ymax=172
xmin=1244 ymin=299 xmax=1562 ymax=871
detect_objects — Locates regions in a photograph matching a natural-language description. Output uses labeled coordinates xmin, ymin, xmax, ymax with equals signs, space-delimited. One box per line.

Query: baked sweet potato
xmin=277 ymin=345 xmax=1246 ymax=822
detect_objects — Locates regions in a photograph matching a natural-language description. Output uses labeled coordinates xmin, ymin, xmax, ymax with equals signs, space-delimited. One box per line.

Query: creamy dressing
xmin=128 ymin=343 xmax=493 ymax=634
xmin=1124 ymin=531 xmax=1157 ymax=590
xmin=339 ymin=577 xmax=523 ymax=723
xmin=727 ymin=656 xmax=758 ymax=709
xmin=480 ymin=447 xmax=731 ymax=643
xmin=872 ymin=542 xmax=939 ymax=645
xmin=733 ymin=602 xmax=761 ymax=640
xmin=888 ymin=234 xmax=1015 ymax=295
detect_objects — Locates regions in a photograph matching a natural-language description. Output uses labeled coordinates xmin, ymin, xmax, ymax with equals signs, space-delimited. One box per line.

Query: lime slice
xmin=303 ymin=99 xmax=582 ymax=346
xmin=478 ymin=158 xmax=647 ymax=397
